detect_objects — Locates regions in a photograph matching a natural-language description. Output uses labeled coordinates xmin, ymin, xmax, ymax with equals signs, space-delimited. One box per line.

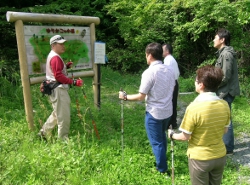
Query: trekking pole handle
xmin=169 ymin=126 xmax=173 ymax=140
xmin=120 ymin=88 xmax=127 ymax=101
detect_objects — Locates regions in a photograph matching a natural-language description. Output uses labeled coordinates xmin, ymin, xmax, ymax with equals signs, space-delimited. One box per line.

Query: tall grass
xmin=0 ymin=66 xmax=249 ymax=184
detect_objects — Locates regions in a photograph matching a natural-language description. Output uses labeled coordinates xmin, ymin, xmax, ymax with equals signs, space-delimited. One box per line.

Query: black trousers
xmin=169 ymin=80 xmax=179 ymax=128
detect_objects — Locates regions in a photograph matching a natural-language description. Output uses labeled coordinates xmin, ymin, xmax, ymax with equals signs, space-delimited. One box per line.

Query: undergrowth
xmin=0 ymin=66 xmax=249 ymax=184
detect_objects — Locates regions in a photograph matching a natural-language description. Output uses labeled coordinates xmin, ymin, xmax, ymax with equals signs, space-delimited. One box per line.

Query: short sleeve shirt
xmin=139 ymin=60 xmax=175 ymax=120
xmin=179 ymin=92 xmax=230 ymax=160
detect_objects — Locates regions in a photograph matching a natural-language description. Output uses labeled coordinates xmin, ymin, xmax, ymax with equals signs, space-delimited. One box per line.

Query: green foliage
xmin=178 ymin=76 xmax=196 ymax=92
xmin=0 ymin=77 xmax=13 ymax=97
xmin=1 ymin=0 xmax=250 ymax=77
xmin=0 ymin=6 xmax=21 ymax=81
xmin=1 ymin=67 xmax=250 ymax=184
xmin=0 ymin=76 xmax=23 ymax=109
xmin=197 ymin=59 xmax=216 ymax=68
xmin=232 ymin=96 xmax=250 ymax=136
xmin=105 ymin=1 xmax=172 ymax=72
xmin=104 ymin=0 xmax=250 ymax=76
xmin=239 ymin=75 xmax=250 ymax=98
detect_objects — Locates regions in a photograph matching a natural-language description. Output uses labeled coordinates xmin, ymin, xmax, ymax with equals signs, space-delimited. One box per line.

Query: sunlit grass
xmin=0 ymin=66 xmax=249 ymax=184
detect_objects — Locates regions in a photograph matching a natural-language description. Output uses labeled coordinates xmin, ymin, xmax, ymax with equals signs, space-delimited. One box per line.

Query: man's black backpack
xmin=40 ymin=80 xmax=61 ymax=96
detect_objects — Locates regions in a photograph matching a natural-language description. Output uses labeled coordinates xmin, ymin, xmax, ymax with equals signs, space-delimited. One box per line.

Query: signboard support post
xmin=97 ymin=64 xmax=101 ymax=109
xmin=15 ymin=20 xmax=34 ymax=130
xmin=90 ymin=23 xmax=100 ymax=109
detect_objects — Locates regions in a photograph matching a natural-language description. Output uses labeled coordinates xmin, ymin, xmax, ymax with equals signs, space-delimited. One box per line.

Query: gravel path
xmin=231 ymin=134 xmax=250 ymax=184
xmin=233 ymin=134 xmax=250 ymax=168
xmin=177 ymin=95 xmax=250 ymax=183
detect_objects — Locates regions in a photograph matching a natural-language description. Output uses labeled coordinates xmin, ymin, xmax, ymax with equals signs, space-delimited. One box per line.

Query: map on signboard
xmin=24 ymin=26 xmax=92 ymax=75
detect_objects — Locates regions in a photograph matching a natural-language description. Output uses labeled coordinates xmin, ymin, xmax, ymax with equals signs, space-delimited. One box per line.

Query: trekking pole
xmin=70 ymin=62 xmax=82 ymax=120
xmin=170 ymin=125 xmax=175 ymax=185
xmin=120 ymin=88 xmax=126 ymax=161
xmin=81 ymin=87 xmax=100 ymax=140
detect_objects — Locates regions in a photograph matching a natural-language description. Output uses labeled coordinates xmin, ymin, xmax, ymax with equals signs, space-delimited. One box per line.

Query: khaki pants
xmin=42 ymin=87 xmax=71 ymax=139
xmin=188 ymin=156 xmax=226 ymax=185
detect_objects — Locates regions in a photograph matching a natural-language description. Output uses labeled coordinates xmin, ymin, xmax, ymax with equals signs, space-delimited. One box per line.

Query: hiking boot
xmin=226 ymin=151 xmax=234 ymax=156
xmin=160 ymin=170 xmax=171 ymax=179
xmin=37 ymin=129 xmax=47 ymax=141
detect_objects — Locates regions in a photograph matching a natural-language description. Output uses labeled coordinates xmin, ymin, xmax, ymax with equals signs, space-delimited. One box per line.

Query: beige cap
xmin=50 ymin=35 xmax=66 ymax=45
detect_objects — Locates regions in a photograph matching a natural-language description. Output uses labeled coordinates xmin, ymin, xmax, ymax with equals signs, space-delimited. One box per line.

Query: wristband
xmin=170 ymin=131 xmax=174 ymax=140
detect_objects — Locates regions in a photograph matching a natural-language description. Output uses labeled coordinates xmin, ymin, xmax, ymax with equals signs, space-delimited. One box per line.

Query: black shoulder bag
xmin=40 ymin=80 xmax=61 ymax=96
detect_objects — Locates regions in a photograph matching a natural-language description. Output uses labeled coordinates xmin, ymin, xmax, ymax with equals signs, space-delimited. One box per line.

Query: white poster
xmin=94 ymin=42 xmax=106 ymax=64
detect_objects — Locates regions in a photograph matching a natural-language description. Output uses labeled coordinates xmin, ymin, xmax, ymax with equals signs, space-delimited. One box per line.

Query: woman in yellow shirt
xmin=168 ymin=65 xmax=230 ymax=185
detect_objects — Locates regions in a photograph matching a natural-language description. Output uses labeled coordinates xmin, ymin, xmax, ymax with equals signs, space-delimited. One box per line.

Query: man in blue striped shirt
xmin=119 ymin=42 xmax=175 ymax=174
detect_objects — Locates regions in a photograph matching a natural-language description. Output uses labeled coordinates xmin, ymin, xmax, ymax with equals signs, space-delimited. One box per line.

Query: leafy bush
xmin=2 ymin=0 xmax=250 ymax=77
xmin=239 ymin=75 xmax=250 ymax=98
xmin=179 ymin=76 xmax=196 ymax=93
xmin=105 ymin=0 xmax=250 ymax=76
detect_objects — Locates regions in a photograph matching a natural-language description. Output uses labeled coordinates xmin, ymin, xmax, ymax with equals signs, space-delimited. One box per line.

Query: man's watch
xmin=124 ymin=94 xmax=127 ymax=101
xmin=170 ymin=131 xmax=175 ymax=140
xmin=123 ymin=91 xmax=127 ymax=101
